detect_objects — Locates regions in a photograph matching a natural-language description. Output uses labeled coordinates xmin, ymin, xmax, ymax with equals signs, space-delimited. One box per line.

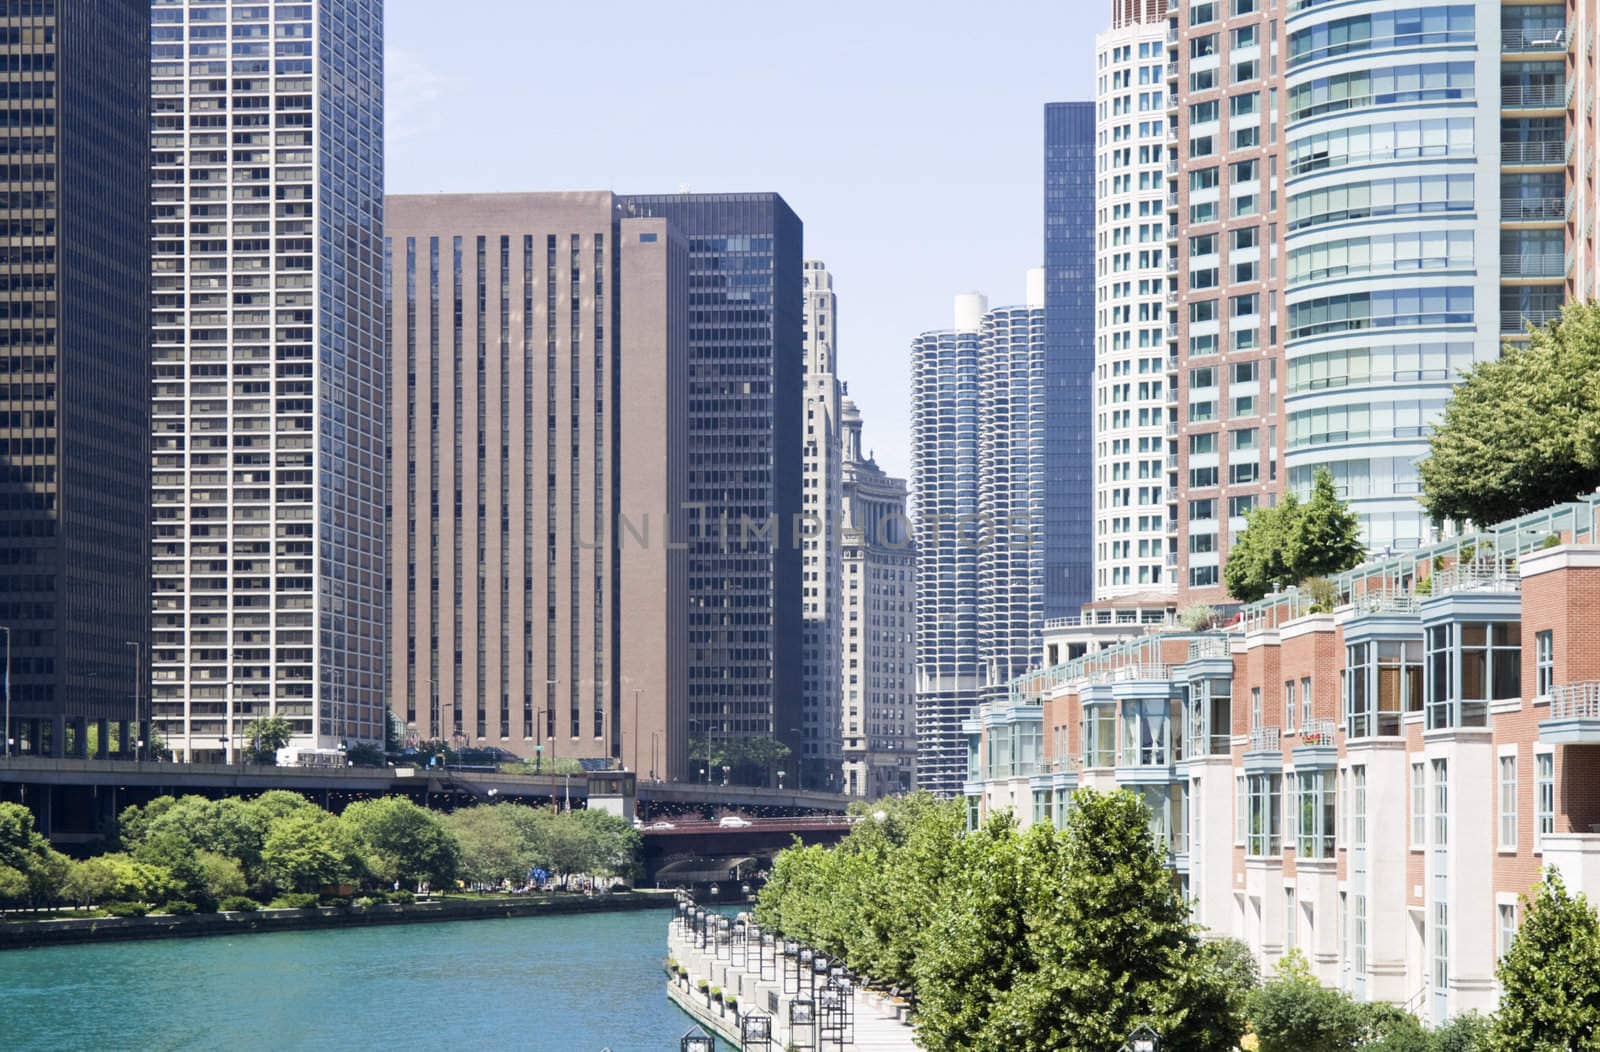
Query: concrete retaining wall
xmin=0 ymin=891 xmax=673 ymax=951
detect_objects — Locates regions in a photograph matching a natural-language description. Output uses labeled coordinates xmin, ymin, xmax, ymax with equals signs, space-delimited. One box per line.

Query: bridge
xmin=0 ymin=756 xmax=854 ymax=857
xmin=639 ymin=816 xmax=856 ymax=890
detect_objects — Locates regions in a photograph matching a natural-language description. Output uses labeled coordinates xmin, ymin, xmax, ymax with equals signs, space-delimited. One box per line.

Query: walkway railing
xmin=1550 ymin=682 xmax=1600 ymax=721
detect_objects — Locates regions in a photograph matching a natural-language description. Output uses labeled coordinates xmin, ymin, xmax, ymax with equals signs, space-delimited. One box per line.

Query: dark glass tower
xmin=1043 ymin=102 xmax=1097 ymax=619
xmin=0 ymin=0 xmax=151 ymax=755
xmin=617 ymin=194 xmax=805 ymax=784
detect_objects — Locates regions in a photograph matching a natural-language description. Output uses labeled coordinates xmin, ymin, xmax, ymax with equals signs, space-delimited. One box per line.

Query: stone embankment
xmin=0 ymin=890 xmax=672 ymax=951
xmin=664 ymin=905 xmax=919 ymax=1050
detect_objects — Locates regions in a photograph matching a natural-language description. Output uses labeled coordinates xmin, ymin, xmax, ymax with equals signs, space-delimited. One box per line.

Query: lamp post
xmin=631 ymin=687 xmax=641 ymax=773
xmin=125 ymin=641 xmax=140 ymax=760
xmin=721 ymin=764 xmax=730 ymax=786
xmin=776 ymin=769 xmax=785 ymax=791
xmin=0 ymin=625 xmax=10 ymax=758
xmin=650 ymin=730 xmax=660 ymax=782
xmin=679 ymin=1026 xmax=713 ymax=1052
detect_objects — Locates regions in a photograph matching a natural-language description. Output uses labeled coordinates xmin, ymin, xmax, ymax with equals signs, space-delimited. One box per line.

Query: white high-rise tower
xmin=148 ymin=0 xmax=386 ymax=760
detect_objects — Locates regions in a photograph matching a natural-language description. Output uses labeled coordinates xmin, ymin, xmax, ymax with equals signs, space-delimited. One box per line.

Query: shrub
xmin=268 ymin=892 xmax=319 ymax=909
xmin=158 ymin=900 xmax=197 ymax=916
xmin=695 ymin=979 xmax=708 ymax=992
xmin=386 ymin=889 xmax=415 ymax=905
xmin=354 ymin=896 xmax=377 ymax=908
xmin=1179 ymin=603 xmax=1216 ymax=631
xmin=219 ymin=896 xmax=259 ymax=913
xmin=103 ymin=901 xmax=148 ymax=918
xmin=321 ymin=896 xmax=352 ymax=909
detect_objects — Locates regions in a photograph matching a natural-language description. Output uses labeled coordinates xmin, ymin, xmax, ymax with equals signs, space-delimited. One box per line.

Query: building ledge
xmin=1539 ymin=718 xmax=1600 ymax=745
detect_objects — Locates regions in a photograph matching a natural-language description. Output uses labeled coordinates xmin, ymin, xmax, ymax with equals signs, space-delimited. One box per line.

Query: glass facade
xmin=149 ymin=0 xmax=385 ymax=758
xmin=1044 ymin=102 xmax=1096 ymax=615
xmin=0 ymin=0 xmax=152 ymax=754
xmin=617 ymin=194 xmax=805 ymax=776
xmin=1283 ymin=0 xmax=1504 ymax=550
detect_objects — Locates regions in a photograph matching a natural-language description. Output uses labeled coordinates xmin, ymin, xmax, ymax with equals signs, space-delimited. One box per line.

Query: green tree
xmin=445 ymin=803 xmax=546 ymax=886
xmin=243 ymin=717 xmax=295 ymax=765
xmin=913 ymin=812 xmax=1031 ymax=1052
xmin=260 ymin=809 xmax=358 ymax=893
xmin=1225 ymin=468 xmax=1364 ymax=603
xmin=1248 ymin=950 xmax=1367 ymax=1052
xmin=1435 ymin=1011 xmax=1493 ymax=1052
xmin=1295 ymin=467 xmax=1365 ymax=581
xmin=195 ymin=851 xmax=247 ymax=903
xmin=341 ymin=797 xmax=458 ymax=889
xmin=134 ymin=830 xmax=210 ymax=906
xmin=984 ymin=790 xmax=1244 ymax=1052
xmin=0 ymin=802 xmax=71 ymax=908
xmin=1421 ymin=301 xmax=1600 ymax=528
xmin=0 ymin=865 xmax=26 ymax=907
xmin=563 ymin=808 xmax=642 ymax=881
xmin=1492 ymin=867 xmax=1600 ymax=1051
xmin=63 ymin=853 xmax=176 ymax=906
xmin=1225 ymin=491 xmax=1301 ymax=603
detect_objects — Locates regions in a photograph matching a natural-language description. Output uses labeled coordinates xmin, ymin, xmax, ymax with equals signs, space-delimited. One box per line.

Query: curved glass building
xmin=1282 ymin=3 xmax=1508 ymax=549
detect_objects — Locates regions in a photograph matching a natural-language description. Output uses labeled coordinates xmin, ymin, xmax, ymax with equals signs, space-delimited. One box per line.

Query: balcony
xmin=1502 ymin=253 xmax=1566 ymax=278
xmin=1349 ymin=588 xmax=1417 ymax=616
xmin=1429 ymin=562 xmax=1521 ymax=595
xmin=1502 ymin=28 xmax=1566 ymax=53
xmin=1542 ymin=682 xmax=1600 ymax=744
xmin=1502 ymin=83 xmax=1566 ymax=109
xmin=1502 ymin=308 xmax=1562 ymax=333
xmin=1188 ymin=637 xmax=1231 ymax=661
xmin=1502 ymin=196 xmax=1567 ymax=222
xmin=1501 ymin=140 xmax=1565 ymax=166
xmin=1298 ymin=718 xmax=1338 ymax=748
xmin=1247 ymin=726 xmax=1280 ymax=753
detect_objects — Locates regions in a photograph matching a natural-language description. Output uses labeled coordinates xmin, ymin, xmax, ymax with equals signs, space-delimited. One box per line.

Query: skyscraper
xmin=911 ymin=294 xmax=984 ymax=795
xmin=912 ymin=279 xmax=1049 ymax=795
xmin=0 ymin=0 xmax=151 ymax=757
xmin=839 ymin=397 xmax=916 ymax=798
xmin=799 ymin=260 xmax=842 ymax=790
xmin=384 ymin=192 xmax=689 ymax=779
xmin=148 ymin=0 xmax=385 ymax=760
xmin=1165 ymin=0 xmax=1286 ymax=606
xmin=1043 ymin=101 xmax=1097 ymax=618
xmin=1093 ymin=2 xmax=1176 ymax=601
xmin=617 ymin=194 xmax=805 ymax=784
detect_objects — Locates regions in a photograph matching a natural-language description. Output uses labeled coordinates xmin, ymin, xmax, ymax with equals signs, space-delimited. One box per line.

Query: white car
xmin=717 ymin=815 xmax=753 ymax=828
xmin=646 ymin=820 xmax=677 ymax=830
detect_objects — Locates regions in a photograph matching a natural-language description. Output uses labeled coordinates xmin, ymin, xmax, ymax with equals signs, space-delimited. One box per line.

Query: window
xmin=1285 ymin=679 xmax=1297 ymax=733
xmin=1499 ymin=754 xmax=1518 ymax=851
xmin=1536 ymin=630 xmax=1554 ymax=698
xmin=1297 ymin=769 xmax=1336 ymax=858
xmin=1410 ymin=761 xmax=1426 ymax=848
xmin=1427 ymin=621 xmax=1520 ymax=729
xmin=1285 ymin=887 xmax=1298 ymax=952
xmin=1301 ymin=677 xmax=1313 ymax=721
xmin=1498 ymin=903 xmax=1517 ymax=959
xmin=1536 ymin=751 xmax=1554 ymax=850
xmin=1251 ymin=686 xmax=1263 ymax=729
xmin=1247 ymin=772 xmax=1283 ymax=856
xmin=1230 ymin=462 xmax=1260 ymax=485
xmin=1235 ymin=773 xmax=1247 ymax=845
xmin=1432 ymin=758 xmax=1449 ymax=847
xmin=1190 ymin=466 xmax=1219 ymax=488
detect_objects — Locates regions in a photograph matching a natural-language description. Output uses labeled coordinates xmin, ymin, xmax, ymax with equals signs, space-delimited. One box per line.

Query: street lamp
xmin=680 ymin=1025 xmax=713 ymax=1052
xmin=776 ymin=769 xmax=785 ymax=790
xmin=1122 ymin=1024 xmax=1161 ymax=1052
xmin=0 ymin=625 xmax=10 ymax=758
xmin=125 ymin=641 xmax=140 ymax=761
xmin=721 ymin=764 xmax=730 ymax=786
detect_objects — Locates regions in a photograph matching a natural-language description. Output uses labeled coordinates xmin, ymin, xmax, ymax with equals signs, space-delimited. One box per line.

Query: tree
xmin=0 ymin=802 xmax=71 ymax=908
xmin=1295 ymin=468 xmax=1364 ymax=581
xmin=1225 ymin=468 xmax=1364 ymax=603
xmin=1180 ymin=604 xmax=1217 ymax=631
xmin=913 ymin=812 xmax=1031 ymax=1052
xmin=260 ymin=809 xmax=358 ymax=893
xmin=133 ymin=830 xmax=210 ymax=906
xmin=243 ymin=717 xmax=295 ymax=764
xmin=563 ymin=808 xmax=642 ymax=880
xmin=983 ymin=790 xmax=1244 ymax=1052
xmin=195 ymin=851 xmax=247 ymax=903
xmin=445 ymin=804 xmax=544 ymax=886
xmin=62 ymin=853 xmax=176 ymax=906
xmin=1421 ymin=301 xmax=1600 ymax=528
xmin=1493 ymin=867 xmax=1600 ymax=1051
xmin=1225 ymin=491 xmax=1301 ymax=603
xmin=341 ymin=797 xmax=458 ymax=889
xmin=1248 ymin=950 xmax=1368 ymax=1052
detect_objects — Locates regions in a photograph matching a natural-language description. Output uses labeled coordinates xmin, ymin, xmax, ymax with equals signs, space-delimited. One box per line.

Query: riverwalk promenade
xmin=664 ymin=903 xmax=919 ymax=1050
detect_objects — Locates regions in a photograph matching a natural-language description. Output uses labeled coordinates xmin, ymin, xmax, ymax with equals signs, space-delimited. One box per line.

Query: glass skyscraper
xmin=617 ymin=194 xmax=806 ymax=783
xmin=1043 ymin=101 xmax=1097 ymax=618
xmin=0 ymin=0 xmax=152 ymax=756
xmin=148 ymin=0 xmax=386 ymax=760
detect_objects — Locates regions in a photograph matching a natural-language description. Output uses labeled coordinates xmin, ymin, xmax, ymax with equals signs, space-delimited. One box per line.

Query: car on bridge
xmin=717 ymin=815 xmax=752 ymax=828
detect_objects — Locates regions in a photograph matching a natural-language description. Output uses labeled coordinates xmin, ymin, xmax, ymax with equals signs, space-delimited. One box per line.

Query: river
xmin=0 ymin=907 xmax=733 ymax=1052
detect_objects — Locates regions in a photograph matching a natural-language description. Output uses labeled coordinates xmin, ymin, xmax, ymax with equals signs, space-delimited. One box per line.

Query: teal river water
xmin=0 ymin=908 xmax=733 ymax=1052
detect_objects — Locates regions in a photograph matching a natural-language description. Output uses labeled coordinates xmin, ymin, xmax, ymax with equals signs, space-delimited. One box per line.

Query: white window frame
xmin=1497 ymin=898 xmax=1518 ymax=960
xmin=1536 ymin=747 xmax=1555 ymax=853
xmin=1409 ymin=759 xmax=1426 ymax=850
xmin=1498 ymin=749 xmax=1518 ymax=853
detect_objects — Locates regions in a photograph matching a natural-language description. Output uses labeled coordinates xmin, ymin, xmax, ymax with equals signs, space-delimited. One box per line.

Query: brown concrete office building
xmin=385 ymin=192 xmax=688 ymax=779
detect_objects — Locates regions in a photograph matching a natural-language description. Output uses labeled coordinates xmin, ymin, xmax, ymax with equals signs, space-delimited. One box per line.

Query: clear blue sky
xmin=385 ymin=0 xmax=1101 ymax=480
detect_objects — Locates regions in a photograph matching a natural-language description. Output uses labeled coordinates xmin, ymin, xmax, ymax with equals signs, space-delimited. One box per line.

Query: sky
xmin=385 ymin=0 xmax=1102 ymax=481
